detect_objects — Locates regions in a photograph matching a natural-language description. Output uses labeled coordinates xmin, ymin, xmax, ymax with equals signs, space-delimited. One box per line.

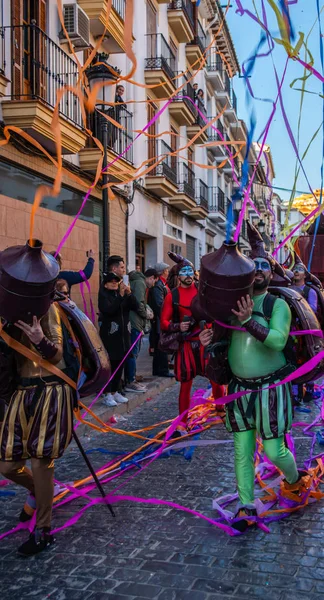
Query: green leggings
xmin=233 ymin=430 xmax=299 ymax=505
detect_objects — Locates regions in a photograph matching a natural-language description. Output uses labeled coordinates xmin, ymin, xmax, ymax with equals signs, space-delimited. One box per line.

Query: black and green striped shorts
xmin=225 ymin=379 xmax=293 ymax=440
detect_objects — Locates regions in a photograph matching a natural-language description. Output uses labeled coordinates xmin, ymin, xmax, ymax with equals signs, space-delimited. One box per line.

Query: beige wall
xmin=163 ymin=235 xmax=187 ymax=265
xmin=109 ymin=195 xmax=127 ymax=260
xmin=0 ymin=194 xmax=100 ymax=312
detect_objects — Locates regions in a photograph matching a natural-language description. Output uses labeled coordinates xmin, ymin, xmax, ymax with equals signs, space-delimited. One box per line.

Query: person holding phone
xmin=98 ymin=272 xmax=139 ymax=407
xmin=49 ymin=249 xmax=95 ymax=295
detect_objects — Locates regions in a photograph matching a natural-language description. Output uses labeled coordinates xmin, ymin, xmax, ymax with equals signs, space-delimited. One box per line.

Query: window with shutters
xmin=166 ymin=207 xmax=183 ymax=228
xmin=147 ymin=99 xmax=158 ymax=165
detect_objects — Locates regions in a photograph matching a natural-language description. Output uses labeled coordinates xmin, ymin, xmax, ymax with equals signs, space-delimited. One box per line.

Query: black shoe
xmin=293 ymin=396 xmax=303 ymax=407
xmin=232 ymin=507 xmax=257 ymax=532
xmin=303 ymin=392 xmax=313 ymax=403
xmin=17 ymin=528 xmax=55 ymax=557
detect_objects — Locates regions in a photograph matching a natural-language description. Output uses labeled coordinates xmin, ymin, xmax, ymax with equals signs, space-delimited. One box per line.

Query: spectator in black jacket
xmin=49 ymin=250 xmax=95 ymax=294
xmin=98 ymin=272 xmax=139 ymax=407
xmin=149 ymin=262 xmax=173 ymax=377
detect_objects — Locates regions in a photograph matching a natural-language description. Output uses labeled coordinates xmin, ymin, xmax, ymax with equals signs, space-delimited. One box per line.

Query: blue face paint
xmin=253 ymin=258 xmax=271 ymax=272
xmin=179 ymin=266 xmax=194 ymax=277
xmin=293 ymin=265 xmax=305 ymax=274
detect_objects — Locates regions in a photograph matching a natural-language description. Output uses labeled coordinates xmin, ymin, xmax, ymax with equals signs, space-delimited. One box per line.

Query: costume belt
xmin=231 ymin=363 xmax=294 ymax=419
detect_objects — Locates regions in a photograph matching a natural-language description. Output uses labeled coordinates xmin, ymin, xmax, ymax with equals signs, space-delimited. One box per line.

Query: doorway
xmin=135 ymin=236 xmax=146 ymax=273
xmin=12 ymin=0 xmax=47 ymax=98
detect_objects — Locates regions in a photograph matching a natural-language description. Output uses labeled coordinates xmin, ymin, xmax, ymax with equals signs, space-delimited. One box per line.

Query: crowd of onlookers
xmin=53 ymin=250 xmax=198 ymax=407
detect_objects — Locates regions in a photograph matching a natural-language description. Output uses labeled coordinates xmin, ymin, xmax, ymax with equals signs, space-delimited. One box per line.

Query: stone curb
xmin=77 ymin=376 xmax=178 ymax=436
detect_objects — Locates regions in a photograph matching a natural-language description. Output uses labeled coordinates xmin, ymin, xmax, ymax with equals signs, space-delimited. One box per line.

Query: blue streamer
xmin=0 ymin=490 xmax=16 ymax=497
xmin=307 ymin=0 xmax=324 ymax=271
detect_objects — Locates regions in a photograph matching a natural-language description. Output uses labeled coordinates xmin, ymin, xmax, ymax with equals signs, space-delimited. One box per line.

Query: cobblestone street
xmin=1 ymin=379 xmax=324 ymax=600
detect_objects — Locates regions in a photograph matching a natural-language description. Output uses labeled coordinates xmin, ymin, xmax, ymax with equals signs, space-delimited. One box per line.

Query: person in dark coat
xmin=149 ymin=262 xmax=173 ymax=377
xmin=98 ymin=272 xmax=139 ymax=407
xmin=49 ymin=250 xmax=95 ymax=294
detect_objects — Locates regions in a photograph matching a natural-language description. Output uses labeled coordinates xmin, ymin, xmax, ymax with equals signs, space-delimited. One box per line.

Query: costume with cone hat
xmin=0 ymin=240 xmax=77 ymax=554
xmin=289 ymin=251 xmax=324 ymax=403
xmin=201 ymin=228 xmax=306 ymax=529
xmin=160 ymin=252 xmax=224 ymax=427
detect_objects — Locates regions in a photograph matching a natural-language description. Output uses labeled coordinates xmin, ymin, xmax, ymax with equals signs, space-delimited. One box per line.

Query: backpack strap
xmin=302 ymin=285 xmax=311 ymax=302
xmin=252 ymin=293 xmax=277 ymax=322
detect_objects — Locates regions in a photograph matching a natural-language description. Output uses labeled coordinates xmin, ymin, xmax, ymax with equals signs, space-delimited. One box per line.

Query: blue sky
xmin=226 ymin=1 xmax=324 ymax=201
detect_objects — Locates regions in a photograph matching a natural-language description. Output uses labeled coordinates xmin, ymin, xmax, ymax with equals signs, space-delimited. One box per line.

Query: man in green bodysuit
xmin=200 ymin=254 xmax=311 ymax=530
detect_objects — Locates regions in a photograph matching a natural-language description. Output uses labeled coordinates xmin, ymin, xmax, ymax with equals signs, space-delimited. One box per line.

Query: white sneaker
xmin=114 ymin=392 xmax=129 ymax=404
xmin=102 ymin=393 xmax=118 ymax=407
xmin=124 ymin=382 xmax=147 ymax=393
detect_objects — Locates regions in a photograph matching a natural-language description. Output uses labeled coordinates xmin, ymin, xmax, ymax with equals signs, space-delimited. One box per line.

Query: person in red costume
xmin=161 ymin=257 xmax=224 ymax=429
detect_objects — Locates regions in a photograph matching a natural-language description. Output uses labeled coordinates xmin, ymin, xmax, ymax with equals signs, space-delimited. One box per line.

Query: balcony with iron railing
xmin=78 ymin=0 xmax=128 ymax=52
xmin=206 ymin=54 xmax=224 ymax=76
xmin=145 ymin=139 xmax=178 ymax=198
xmin=169 ymin=72 xmax=197 ymax=125
xmin=91 ymin=105 xmax=134 ymax=165
xmin=0 ymin=23 xmax=87 ymax=154
xmin=151 ymin=139 xmax=178 ymax=186
xmin=196 ymin=180 xmax=209 ymax=211
xmin=167 ymin=0 xmax=195 ymax=43
xmin=187 ymin=95 xmax=208 ymax=144
xmin=112 ymin=0 xmax=126 ymax=19
xmin=145 ymin=33 xmax=177 ymax=97
xmin=208 ymin=187 xmax=226 ymax=216
xmin=188 ymin=178 xmax=209 ymax=219
xmin=178 ymin=162 xmax=195 ymax=200
xmin=196 ymin=20 xmax=207 ymax=54
xmin=186 ymin=20 xmax=206 ymax=68
xmin=80 ymin=103 xmax=136 ymax=180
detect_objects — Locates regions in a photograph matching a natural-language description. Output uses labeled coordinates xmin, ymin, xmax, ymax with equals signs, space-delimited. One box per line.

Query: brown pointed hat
xmin=293 ymin=251 xmax=322 ymax=289
xmin=246 ymin=221 xmax=291 ymax=282
xmin=167 ymin=251 xmax=194 ymax=274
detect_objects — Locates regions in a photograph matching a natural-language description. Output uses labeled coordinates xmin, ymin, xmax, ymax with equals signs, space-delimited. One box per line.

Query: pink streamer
xmin=74 ymin=331 xmax=144 ymax=430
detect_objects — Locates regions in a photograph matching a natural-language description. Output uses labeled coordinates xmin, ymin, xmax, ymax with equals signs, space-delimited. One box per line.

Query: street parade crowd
xmin=0 ymin=220 xmax=324 ymax=555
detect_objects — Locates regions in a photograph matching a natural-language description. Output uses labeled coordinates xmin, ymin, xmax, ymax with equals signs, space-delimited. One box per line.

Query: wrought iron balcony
xmin=195 ymin=20 xmax=207 ymax=53
xmin=206 ymin=54 xmax=223 ymax=75
xmin=113 ymin=0 xmax=126 ymax=20
xmin=208 ymin=118 xmax=224 ymax=142
xmin=196 ymin=179 xmax=209 ymax=211
xmin=224 ymin=71 xmax=231 ymax=95
xmin=145 ymin=33 xmax=176 ymax=82
xmin=1 ymin=24 xmax=83 ymax=127
xmin=91 ymin=105 xmax=134 ymax=164
xmin=178 ymin=162 xmax=195 ymax=200
xmin=168 ymin=0 xmax=195 ymax=32
xmin=173 ymin=72 xmax=196 ymax=116
xmin=231 ymin=89 xmax=237 ymax=114
xmin=209 ymin=187 xmax=226 ymax=215
xmin=152 ymin=139 xmax=178 ymax=185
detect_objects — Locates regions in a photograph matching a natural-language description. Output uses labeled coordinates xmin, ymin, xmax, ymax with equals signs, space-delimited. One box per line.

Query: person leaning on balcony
xmin=49 ymin=250 xmax=95 ymax=295
xmin=196 ymin=89 xmax=205 ymax=107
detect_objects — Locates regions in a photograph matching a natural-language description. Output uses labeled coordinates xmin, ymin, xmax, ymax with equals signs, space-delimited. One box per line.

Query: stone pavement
xmin=1 ymin=378 xmax=324 ymax=600
xmin=79 ymin=336 xmax=176 ymax=431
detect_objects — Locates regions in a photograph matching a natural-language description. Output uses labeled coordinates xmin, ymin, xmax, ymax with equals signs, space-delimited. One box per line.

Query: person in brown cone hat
xmin=291 ymin=252 xmax=321 ymax=403
xmin=0 ymin=240 xmax=75 ymax=557
xmin=160 ymin=252 xmax=225 ymax=432
xmin=199 ymin=223 xmax=309 ymax=532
